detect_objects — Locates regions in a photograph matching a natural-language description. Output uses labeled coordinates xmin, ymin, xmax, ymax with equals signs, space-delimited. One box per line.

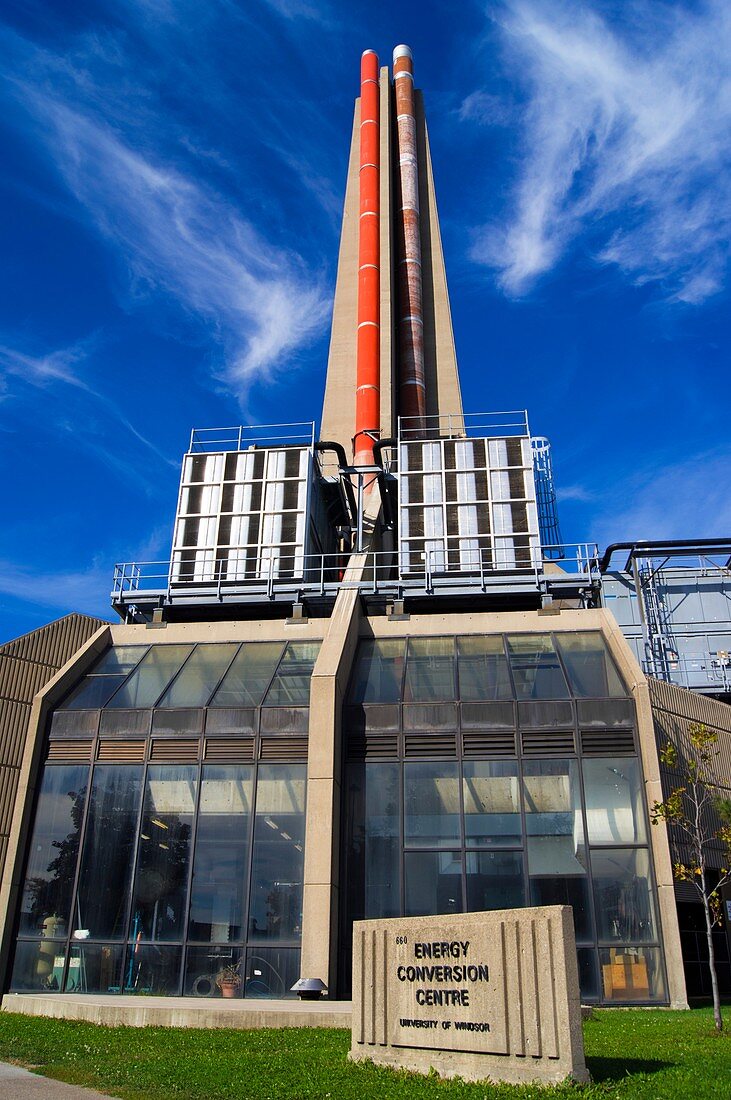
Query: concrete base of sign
xmin=350 ymin=906 xmax=589 ymax=1086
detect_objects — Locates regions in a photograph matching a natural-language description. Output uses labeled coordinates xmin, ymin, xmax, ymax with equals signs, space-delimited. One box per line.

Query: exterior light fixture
xmin=291 ymin=977 xmax=327 ymax=1000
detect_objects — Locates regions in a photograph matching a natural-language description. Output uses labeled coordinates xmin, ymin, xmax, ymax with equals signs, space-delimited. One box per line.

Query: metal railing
xmin=398 ymin=410 xmax=530 ymax=441
xmin=111 ymin=542 xmax=599 ymax=606
xmin=188 ymin=422 xmax=316 ymax=453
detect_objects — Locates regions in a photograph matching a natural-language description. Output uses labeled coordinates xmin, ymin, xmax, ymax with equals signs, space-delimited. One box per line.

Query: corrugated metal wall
xmin=648 ymin=677 xmax=731 ymax=899
xmin=0 ymin=614 xmax=106 ymax=890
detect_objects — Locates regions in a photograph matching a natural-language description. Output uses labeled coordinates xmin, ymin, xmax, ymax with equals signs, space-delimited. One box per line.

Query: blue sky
xmin=1 ymin=0 xmax=729 ymax=642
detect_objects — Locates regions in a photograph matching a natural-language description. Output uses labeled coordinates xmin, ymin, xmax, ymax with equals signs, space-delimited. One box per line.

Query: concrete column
xmin=602 ymin=612 xmax=689 ymax=1008
xmin=300 ymin=587 xmax=362 ymax=992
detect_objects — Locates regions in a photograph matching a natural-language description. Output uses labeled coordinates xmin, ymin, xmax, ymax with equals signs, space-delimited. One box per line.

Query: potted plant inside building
xmin=215 ymin=960 xmax=242 ymax=999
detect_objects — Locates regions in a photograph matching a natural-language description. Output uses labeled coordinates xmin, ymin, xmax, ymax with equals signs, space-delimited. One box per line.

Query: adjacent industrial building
xmin=0 ymin=47 xmax=729 ymax=1015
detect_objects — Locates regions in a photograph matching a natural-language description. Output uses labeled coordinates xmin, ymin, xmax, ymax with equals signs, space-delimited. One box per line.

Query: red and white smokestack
xmin=393 ymin=44 xmax=426 ymax=427
xmin=354 ymin=49 xmax=380 ymax=467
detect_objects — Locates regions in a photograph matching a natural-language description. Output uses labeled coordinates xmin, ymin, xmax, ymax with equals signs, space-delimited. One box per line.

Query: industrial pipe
xmin=598 ymin=538 xmax=731 ymax=573
xmin=354 ymin=49 xmax=381 ymax=467
xmin=393 ymin=44 xmax=426 ymax=428
xmin=314 ymin=441 xmax=358 ymax=524
xmin=372 ymin=437 xmax=396 ymax=470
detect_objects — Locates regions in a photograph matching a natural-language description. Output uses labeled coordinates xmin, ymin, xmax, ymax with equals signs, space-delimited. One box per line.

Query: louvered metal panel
xmin=259 ymin=737 xmax=309 ymax=762
xmin=46 ymin=740 xmax=94 ymax=762
xmin=97 ymin=740 xmax=147 ymax=763
xmin=404 ymin=733 xmax=457 ymax=758
xmin=580 ymin=729 xmax=636 ymax=756
xmin=204 ymin=737 xmax=256 ymax=762
xmin=0 ymin=613 xmax=105 ymax=667
xmin=521 ymin=729 xmax=576 ymax=756
xmin=462 ymin=731 xmax=517 ymax=758
xmin=0 ymin=699 xmax=31 ymax=768
xmin=149 ymin=739 xmax=201 ymax=763
xmin=346 ymin=734 xmax=399 ymax=760
xmin=0 ymin=657 xmax=50 ymax=702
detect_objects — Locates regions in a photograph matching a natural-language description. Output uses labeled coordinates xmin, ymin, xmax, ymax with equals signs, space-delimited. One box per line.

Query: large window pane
xmin=583 ymin=758 xmax=647 ymax=845
xmin=262 ymin=644 xmax=319 ymax=707
xmin=457 ymin=636 xmax=513 ymax=701
xmin=130 ymin=766 xmax=197 ymax=942
xmin=591 ymin=848 xmax=658 ymax=943
xmin=555 ymin=634 xmax=627 ymax=697
xmin=463 ymin=761 xmax=521 ymax=846
xmin=10 ymin=940 xmax=67 ymax=992
xmin=599 ymin=946 xmax=666 ymax=1002
xmin=245 ymin=947 xmax=300 ymax=998
xmin=404 ymin=638 xmax=456 ymax=702
xmin=345 ymin=762 xmax=400 ymax=921
xmin=348 ymin=640 xmax=404 ymax=704
xmin=17 ymin=765 xmax=88 ymax=936
xmin=506 ymin=635 xmax=570 ymax=699
xmin=184 ymin=946 xmax=245 ymax=998
xmin=106 ymin=646 xmax=194 ymax=709
xmin=404 ymin=852 xmax=463 ymax=916
xmin=188 ymin=766 xmax=254 ymax=943
xmin=249 ymin=765 xmax=306 ymax=941
xmin=60 ymin=648 xmax=148 ymax=710
xmin=157 ymin=644 xmax=239 ymax=708
xmin=404 ymin=762 xmax=461 ymax=847
xmin=122 ymin=944 xmax=182 ymax=995
xmin=466 ymin=851 xmax=524 ymax=911
xmin=210 ymin=643 xmax=285 ymax=706
xmin=523 ymin=759 xmax=592 ymax=938
xmin=75 ymin=765 xmax=144 ymax=940
xmin=65 ymin=944 xmax=124 ymax=994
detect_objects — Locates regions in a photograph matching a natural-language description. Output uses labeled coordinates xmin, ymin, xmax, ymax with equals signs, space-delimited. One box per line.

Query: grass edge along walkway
xmin=0 ymin=1007 xmax=729 ymax=1100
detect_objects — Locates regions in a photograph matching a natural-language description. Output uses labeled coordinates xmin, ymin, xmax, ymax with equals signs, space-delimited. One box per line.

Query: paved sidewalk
xmin=0 ymin=1064 xmax=113 ymax=1099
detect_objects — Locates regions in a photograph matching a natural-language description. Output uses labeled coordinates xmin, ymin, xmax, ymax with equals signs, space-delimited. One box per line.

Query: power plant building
xmin=1 ymin=48 xmax=729 ymax=1014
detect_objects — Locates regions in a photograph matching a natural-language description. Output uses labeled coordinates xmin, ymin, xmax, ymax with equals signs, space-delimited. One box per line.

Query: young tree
xmin=650 ymin=722 xmax=731 ymax=1031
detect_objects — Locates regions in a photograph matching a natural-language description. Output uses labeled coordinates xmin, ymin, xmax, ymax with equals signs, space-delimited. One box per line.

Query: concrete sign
xmin=350 ymin=906 xmax=588 ymax=1085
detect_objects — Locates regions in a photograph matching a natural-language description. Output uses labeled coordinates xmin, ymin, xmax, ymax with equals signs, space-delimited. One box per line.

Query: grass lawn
xmin=0 ymin=1008 xmax=729 ymax=1099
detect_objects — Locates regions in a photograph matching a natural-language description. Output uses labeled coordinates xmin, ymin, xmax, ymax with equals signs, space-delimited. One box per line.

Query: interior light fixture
xmin=140 ymin=834 xmax=150 ymax=841
xmin=151 ymin=818 xmax=169 ymax=830
xmin=159 ymin=843 xmax=169 ymax=850
xmin=265 ymin=818 xmax=278 ymax=830
xmin=280 ymin=831 xmax=292 ymax=840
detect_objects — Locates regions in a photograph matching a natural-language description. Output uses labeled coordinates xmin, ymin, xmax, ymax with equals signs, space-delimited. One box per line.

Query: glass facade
xmin=343 ymin=632 xmax=668 ymax=1004
xmin=11 ymin=642 xmax=315 ymax=998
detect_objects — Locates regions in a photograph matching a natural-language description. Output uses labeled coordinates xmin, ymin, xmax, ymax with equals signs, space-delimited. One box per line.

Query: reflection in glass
xmin=345 ymin=762 xmax=400 ymax=921
xmin=506 ymin=635 xmax=570 ymax=699
xmin=106 ymin=646 xmax=194 ymax=709
xmin=577 ymin=947 xmax=599 ymax=1001
xmin=524 ymin=759 xmax=591 ymax=938
xmin=17 ymin=765 xmax=88 ymax=936
xmin=75 ymin=765 xmax=143 ymax=940
xmin=10 ymin=940 xmax=67 ymax=992
xmin=466 ymin=851 xmax=524 ymax=911
xmin=404 ymin=762 xmax=460 ymax=847
xmin=249 ymin=765 xmax=306 ymax=940
xmin=555 ymin=634 xmax=626 ymax=697
xmin=263 ymin=643 xmax=319 ymax=706
xmin=65 ymin=944 xmax=124 ymax=994
xmin=157 ymin=644 xmax=239 ymax=707
xmin=405 ymin=851 xmax=463 ymax=916
xmin=591 ymin=849 xmax=657 ymax=943
xmin=245 ymin=947 xmax=300 ymax=998
xmin=188 ymin=766 xmax=254 ymax=942
xmin=210 ymin=643 xmax=284 ymax=706
xmin=348 ymin=640 xmax=404 ymax=704
xmin=122 ymin=944 xmax=183 ymax=995
xmin=60 ymin=647 xmax=148 ymax=710
xmin=463 ymin=761 xmax=521 ymax=846
xmin=582 ymin=758 xmax=647 ymax=845
xmin=457 ymin=636 xmax=513 ymax=701
xmin=404 ymin=638 xmax=456 ymax=702
xmin=599 ymin=946 xmax=666 ymax=1002
xmin=184 ymin=946 xmax=245 ymax=998
xmin=130 ymin=766 xmax=197 ymax=942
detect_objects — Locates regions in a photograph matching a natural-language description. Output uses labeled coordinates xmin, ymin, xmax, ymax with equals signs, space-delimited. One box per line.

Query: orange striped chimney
xmin=354 ymin=49 xmax=381 ymax=466
xmin=393 ymin=44 xmax=426 ymax=427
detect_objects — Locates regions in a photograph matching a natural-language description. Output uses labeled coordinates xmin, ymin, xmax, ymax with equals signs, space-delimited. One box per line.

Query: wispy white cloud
xmin=0 ymin=558 xmax=112 ymax=616
xmin=471 ymin=0 xmax=731 ymax=302
xmin=589 ymin=448 xmax=731 ymax=547
xmin=556 ymin=484 xmax=594 ymax=504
